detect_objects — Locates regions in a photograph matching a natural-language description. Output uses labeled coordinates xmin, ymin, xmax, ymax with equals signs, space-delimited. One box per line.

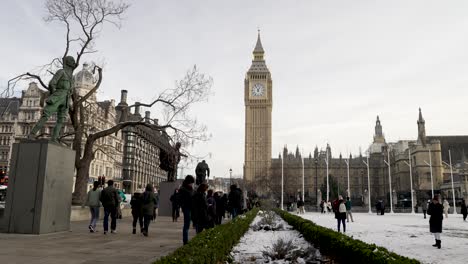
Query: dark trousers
xmin=132 ymin=212 xmax=143 ymax=230
xmin=172 ymin=206 xmax=180 ymax=221
xmin=337 ymin=218 xmax=346 ymax=232
xmin=182 ymin=207 xmax=191 ymax=245
xmin=231 ymin=207 xmax=238 ymax=219
xmin=195 ymin=222 xmax=204 ymax=234
xmin=463 ymin=213 xmax=467 ymax=221
xmin=423 ymin=210 xmax=427 ymax=219
xmin=103 ymin=206 xmax=117 ymax=232
xmin=143 ymin=214 xmax=152 ymax=234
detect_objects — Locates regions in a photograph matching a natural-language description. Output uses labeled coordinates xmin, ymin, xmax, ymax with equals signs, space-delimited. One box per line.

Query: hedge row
xmin=275 ymin=209 xmax=421 ymax=264
xmin=155 ymin=208 xmax=259 ymax=264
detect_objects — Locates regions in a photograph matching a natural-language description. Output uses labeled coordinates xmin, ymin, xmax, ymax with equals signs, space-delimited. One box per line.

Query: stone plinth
xmin=158 ymin=180 xmax=183 ymax=217
xmin=1 ymin=140 xmax=75 ymax=234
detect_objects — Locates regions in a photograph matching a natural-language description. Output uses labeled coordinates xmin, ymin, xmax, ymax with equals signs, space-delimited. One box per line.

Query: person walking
xmin=427 ymin=195 xmax=444 ymax=249
xmin=422 ymin=200 xmax=428 ymax=219
xmin=345 ymin=196 xmax=354 ymax=222
xmin=442 ymin=199 xmax=450 ymax=218
xmin=152 ymin=187 xmax=159 ymax=222
xmin=170 ymin=189 xmax=180 ymax=222
xmin=228 ymin=184 xmax=242 ymax=219
xmin=86 ymin=181 xmax=101 ymax=233
xmin=461 ymin=199 xmax=467 ymax=222
xmin=297 ymin=199 xmax=305 ymax=214
xmin=214 ymin=192 xmax=223 ymax=225
xmin=100 ymin=180 xmax=120 ymax=234
xmin=141 ymin=184 xmax=158 ymax=236
xmin=178 ymin=175 xmax=195 ymax=245
xmin=221 ymin=193 xmax=228 ymax=221
xmin=130 ymin=188 xmax=143 ymax=234
xmin=337 ymin=198 xmax=347 ymax=232
xmin=206 ymin=189 xmax=216 ymax=228
xmin=191 ymin=183 xmax=209 ymax=234
xmin=320 ymin=200 xmax=325 ymax=213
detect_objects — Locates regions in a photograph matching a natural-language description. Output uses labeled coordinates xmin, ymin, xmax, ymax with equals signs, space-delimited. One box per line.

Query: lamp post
xmin=302 ymin=150 xmax=305 ymax=202
xmin=281 ymin=154 xmax=284 ymax=210
xmin=229 ymin=168 xmax=232 ymax=186
xmin=423 ymin=148 xmax=434 ymax=198
xmin=383 ymin=146 xmax=394 ymax=214
xmin=363 ymin=155 xmax=372 ymax=213
xmin=325 ymin=148 xmax=330 ymax=202
xmin=315 ymin=158 xmax=318 ymax=206
xmin=403 ymin=150 xmax=415 ymax=214
xmin=344 ymin=158 xmax=350 ymax=198
xmin=441 ymin=150 xmax=457 ymax=214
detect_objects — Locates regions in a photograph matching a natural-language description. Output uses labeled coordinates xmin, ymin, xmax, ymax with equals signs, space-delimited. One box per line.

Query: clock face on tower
xmin=251 ymin=83 xmax=265 ymax=97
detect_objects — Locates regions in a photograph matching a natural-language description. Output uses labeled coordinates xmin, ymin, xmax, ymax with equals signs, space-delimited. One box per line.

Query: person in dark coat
xmin=220 ymin=193 xmax=228 ymax=220
xmin=214 ymin=192 xmax=224 ymax=225
xmin=99 ymin=180 xmax=120 ymax=234
xmin=141 ymin=184 xmax=158 ymax=236
xmin=422 ymin=200 xmax=429 ymax=219
xmin=191 ymin=183 xmax=209 ymax=233
xmin=170 ymin=189 xmax=180 ymax=222
xmin=460 ymin=199 xmax=467 ymax=222
xmin=178 ymin=175 xmax=195 ymax=245
xmin=228 ymin=184 xmax=242 ymax=218
xmin=130 ymin=189 xmax=143 ymax=234
xmin=427 ymin=195 xmax=444 ymax=249
xmin=206 ymin=189 xmax=216 ymax=228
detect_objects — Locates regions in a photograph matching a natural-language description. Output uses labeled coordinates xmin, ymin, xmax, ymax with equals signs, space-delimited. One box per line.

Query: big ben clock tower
xmin=244 ymin=32 xmax=272 ymax=193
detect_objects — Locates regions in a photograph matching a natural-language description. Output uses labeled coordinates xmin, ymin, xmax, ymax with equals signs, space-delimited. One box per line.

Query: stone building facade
xmin=115 ymin=90 xmax=173 ymax=194
xmin=270 ymin=109 xmax=468 ymax=207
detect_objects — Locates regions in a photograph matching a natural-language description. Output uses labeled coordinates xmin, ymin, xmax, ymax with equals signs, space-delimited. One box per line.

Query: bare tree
xmin=3 ymin=0 xmax=213 ymax=205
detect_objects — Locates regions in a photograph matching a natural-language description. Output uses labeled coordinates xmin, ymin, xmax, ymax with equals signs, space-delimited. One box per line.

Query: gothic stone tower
xmin=244 ymin=32 xmax=272 ymax=193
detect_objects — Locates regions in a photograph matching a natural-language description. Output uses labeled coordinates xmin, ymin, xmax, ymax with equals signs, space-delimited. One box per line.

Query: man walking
xmin=100 ymin=180 xmax=120 ymax=234
xmin=345 ymin=196 xmax=354 ymax=222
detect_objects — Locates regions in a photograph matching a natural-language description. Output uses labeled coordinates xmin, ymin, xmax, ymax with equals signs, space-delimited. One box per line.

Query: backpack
xmin=332 ymin=200 xmax=340 ymax=212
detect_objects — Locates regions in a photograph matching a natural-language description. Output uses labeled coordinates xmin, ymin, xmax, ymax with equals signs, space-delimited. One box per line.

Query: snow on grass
xmin=230 ymin=212 xmax=320 ymax=264
xmin=300 ymin=212 xmax=468 ymax=264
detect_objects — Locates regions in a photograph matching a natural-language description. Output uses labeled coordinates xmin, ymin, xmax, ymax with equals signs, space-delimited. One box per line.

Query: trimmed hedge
xmin=155 ymin=208 xmax=258 ymax=264
xmin=276 ymin=209 xmax=421 ymax=264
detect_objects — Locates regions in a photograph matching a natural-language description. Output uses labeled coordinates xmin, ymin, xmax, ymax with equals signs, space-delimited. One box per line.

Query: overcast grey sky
xmin=2 ymin=0 xmax=468 ymax=179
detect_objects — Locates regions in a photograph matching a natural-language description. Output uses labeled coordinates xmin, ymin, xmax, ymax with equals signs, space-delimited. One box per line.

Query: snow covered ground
xmin=230 ymin=211 xmax=323 ymax=263
xmin=300 ymin=212 xmax=468 ymax=264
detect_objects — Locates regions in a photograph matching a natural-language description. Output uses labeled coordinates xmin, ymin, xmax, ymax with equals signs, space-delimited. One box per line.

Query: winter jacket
xmin=345 ymin=200 xmax=352 ymax=210
xmin=191 ymin=191 xmax=209 ymax=228
xmin=177 ymin=185 xmax=194 ymax=210
xmin=86 ymin=189 xmax=101 ymax=207
xmin=228 ymin=189 xmax=242 ymax=210
xmin=427 ymin=202 xmax=443 ymax=233
xmin=130 ymin=192 xmax=143 ymax=215
xmin=100 ymin=186 xmax=119 ymax=208
xmin=461 ymin=202 xmax=468 ymax=215
xmin=142 ymin=191 xmax=158 ymax=216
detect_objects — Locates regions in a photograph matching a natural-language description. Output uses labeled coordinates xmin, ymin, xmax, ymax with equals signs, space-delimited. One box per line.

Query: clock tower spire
xmin=244 ymin=31 xmax=273 ymax=194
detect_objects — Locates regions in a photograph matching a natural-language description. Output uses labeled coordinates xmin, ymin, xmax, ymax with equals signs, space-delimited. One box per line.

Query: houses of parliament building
xmin=243 ymin=33 xmax=468 ymax=206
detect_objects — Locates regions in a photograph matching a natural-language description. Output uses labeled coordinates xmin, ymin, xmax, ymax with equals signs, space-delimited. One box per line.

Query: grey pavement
xmin=0 ymin=216 xmax=194 ymax=264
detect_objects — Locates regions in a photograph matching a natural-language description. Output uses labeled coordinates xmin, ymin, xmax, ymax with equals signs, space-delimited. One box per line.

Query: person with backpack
xmin=86 ymin=181 xmax=101 ymax=233
xmin=337 ymin=198 xmax=347 ymax=232
xmin=100 ymin=180 xmax=120 ymax=234
xmin=141 ymin=184 xmax=158 ymax=236
xmin=178 ymin=175 xmax=195 ymax=244
xmin=130 ymin=188 xmax=143 ymax=234
xmin=206 ymin=189 xmax=216 ymax=228
xmin=228 ymin=184 xmax=242 ymax=218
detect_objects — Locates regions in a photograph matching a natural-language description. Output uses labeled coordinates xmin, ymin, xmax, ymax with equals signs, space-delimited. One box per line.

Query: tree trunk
xmin=71 ymin=137 xmax=95 ymax=205
xmin=72 ymin=162 xmax=90 ymax=205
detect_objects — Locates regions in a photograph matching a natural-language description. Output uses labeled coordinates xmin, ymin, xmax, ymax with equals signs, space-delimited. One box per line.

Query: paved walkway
xmin=0 ymin=216 xmax=193 ymax=264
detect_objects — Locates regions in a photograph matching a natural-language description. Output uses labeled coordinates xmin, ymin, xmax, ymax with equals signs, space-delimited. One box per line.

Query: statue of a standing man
xmin=28 ymin=56 xmax=76 ymax=142
xmin=195 ymin=160 xmax=210 ymax=185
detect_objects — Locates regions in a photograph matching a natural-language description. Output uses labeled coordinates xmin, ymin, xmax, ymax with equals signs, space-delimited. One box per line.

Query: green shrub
xmin=275 ymin=210 xmax=421 ymax=264
xmin=155 ymin=208 xmax=258 ymax=264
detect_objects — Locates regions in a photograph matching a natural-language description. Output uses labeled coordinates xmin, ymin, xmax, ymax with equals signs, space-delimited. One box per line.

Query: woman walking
xmin=461 ymin=199 xmax=467 ymax=222
xmin=130 ymin=189 xmax=143 ymax=234
xmin=170 ymin=189 xmax=180 ymax=222
xmin=427 ymin=195 xmax=444 ymax=249
xmin=86 ymin=181 xmax=101 ymax=233
xmin=179 ymin=175 xmax=195 ymax=244
xmin=141 ymin=184 xmax=158 ymax=236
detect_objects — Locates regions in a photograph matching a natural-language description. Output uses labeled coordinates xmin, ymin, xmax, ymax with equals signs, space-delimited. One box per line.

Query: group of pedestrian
xmin=175 ymin=175 xmax=248 ymax=245
xmin=86 ymin=180 xmax=159 ymax=237
xmin=319 ymin=200 xmax=332 ymax=213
